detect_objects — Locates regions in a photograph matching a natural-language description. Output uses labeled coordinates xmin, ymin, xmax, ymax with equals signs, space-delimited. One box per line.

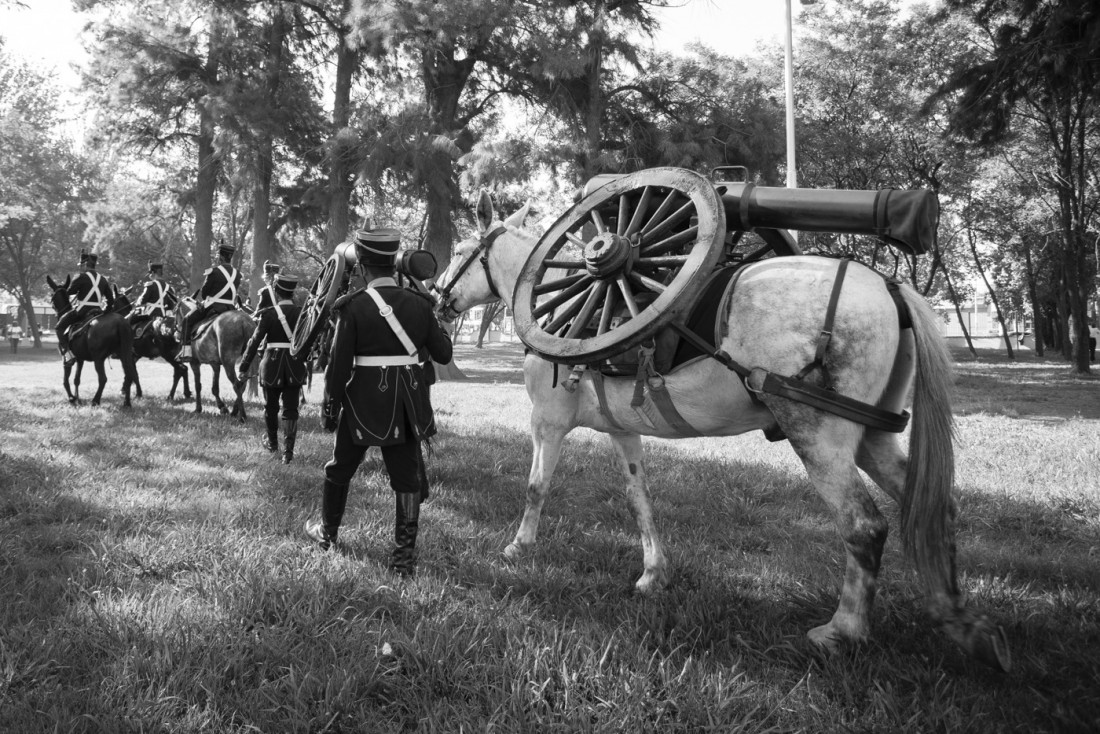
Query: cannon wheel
xmin=513 ymin=167 xmax=726 ymax=364
xmin=291 ymin=251 xmax=346 ymax=359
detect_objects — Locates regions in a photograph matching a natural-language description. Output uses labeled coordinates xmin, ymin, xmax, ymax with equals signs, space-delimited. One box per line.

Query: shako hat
xmin=273 ymin=274 xmax=298 ymax=295
xmin=263 ymin=260 xmax=280 ymax=276
xmin=79 ymin=250 xmax=98 ymax=268
xmin=148 ymin=262 xmax=163 ymax=275
xmin=215 ymin=239 xmax=236 ymax=259
xmin=354 ymin=228 xmax=401 ymax=264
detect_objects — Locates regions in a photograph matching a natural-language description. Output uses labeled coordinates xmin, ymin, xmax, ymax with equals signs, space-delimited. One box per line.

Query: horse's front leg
xmin=191 ymin=361 xmax=203 ymax=413
xmin=91 ymin=360 xmax=108 ymax=406
xmin=607 ymin=431 xmax=669 ymax=593
xmin=62 ymin=362 xmax=78 ymax=404
xmin=504 ymin=421 xmax=568 ymax=560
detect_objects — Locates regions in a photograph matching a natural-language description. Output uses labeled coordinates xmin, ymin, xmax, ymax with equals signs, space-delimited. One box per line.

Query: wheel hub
xmin=584 ymin=232 xmax=634 ymax=279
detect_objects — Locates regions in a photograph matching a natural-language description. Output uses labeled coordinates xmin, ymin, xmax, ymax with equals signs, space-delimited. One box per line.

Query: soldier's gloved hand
xmin=321 ymin=400 xmax=340 ymax=433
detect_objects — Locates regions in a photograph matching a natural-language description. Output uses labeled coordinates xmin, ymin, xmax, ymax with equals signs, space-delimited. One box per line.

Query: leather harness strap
xmin=794 ymin=257 xmax=850 ymax=385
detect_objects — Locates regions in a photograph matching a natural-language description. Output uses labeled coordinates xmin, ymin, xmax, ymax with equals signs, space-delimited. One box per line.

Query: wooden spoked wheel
xmin=290 ymin=251 xmax=346 ymax=359
xmin=513 ymin=167 xmax=726 ymax=363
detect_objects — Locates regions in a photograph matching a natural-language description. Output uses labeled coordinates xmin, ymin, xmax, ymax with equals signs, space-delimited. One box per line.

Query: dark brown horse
xmin=46 ymin=275 xmax=139 ymax=408
xmin=174 ymin=298 xmax=253 ymax=419
xmin=114 ymin=292 xmax=192 ymax=402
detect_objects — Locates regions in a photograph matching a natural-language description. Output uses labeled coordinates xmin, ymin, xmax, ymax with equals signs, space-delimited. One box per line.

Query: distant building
xmin=930 ymin=296 xmax=1028 ymax=348
xmin=2 ymin=302 xmax=57 ymax=332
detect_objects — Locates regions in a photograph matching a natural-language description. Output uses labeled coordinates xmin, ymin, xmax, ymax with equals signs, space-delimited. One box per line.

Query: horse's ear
xmin=503 ymin=200 xmax=532 ymax=231
xmin=64 ymin=274 xmax=71 ymax=288
xmin=475 ymin=189 xmax=494 ymax=234
xmin=46 ymin=275 xmax=57 ymax=290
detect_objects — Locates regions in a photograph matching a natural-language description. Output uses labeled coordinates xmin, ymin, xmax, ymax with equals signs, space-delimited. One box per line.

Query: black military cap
xmin=354 ymin=228 xmax=401 ymax=263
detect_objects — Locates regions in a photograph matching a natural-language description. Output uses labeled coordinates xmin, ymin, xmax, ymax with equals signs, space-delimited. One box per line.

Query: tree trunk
xmin=326 ymin=16 xmax=358 ymax=250
xmin=192 ymin=61 xmax=218 ymax=291
xmin=943 ymin=269 xmax=976 ymax=357
xmin=1023 ymin=244 xmax=1043 ymax=356
xmin=250 ymin=9 xmax=287 ymax=303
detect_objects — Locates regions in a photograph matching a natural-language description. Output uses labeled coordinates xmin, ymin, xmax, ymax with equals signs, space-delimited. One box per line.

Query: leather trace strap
xmin=366 ymin=287 xmax=417 ymax=357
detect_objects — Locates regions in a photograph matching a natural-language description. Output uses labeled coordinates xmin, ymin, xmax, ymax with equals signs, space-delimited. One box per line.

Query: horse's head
xmin=434 ymin=190 xmax=535 ymax=322
xmin=45 ymin=275 xmax=72 ymax=315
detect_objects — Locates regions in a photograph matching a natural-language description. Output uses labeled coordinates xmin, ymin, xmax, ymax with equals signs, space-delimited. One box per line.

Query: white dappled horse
xmin=434 ymin=193 xmax=1010 ymax=671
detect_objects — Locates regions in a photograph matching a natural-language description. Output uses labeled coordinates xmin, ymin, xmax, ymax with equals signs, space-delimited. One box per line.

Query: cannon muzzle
xmin=716 ymin=181 xmax=938 ymax=256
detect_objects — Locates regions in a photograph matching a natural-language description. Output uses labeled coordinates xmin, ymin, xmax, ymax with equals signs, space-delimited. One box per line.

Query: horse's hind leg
xmin=785 ymin=413 xmax=888 ymax=650
xmin=212 ymin=366 xmax=227 ymax=414
xmin=91 ymin=360 xmax=108 ymax=406
xmin=191 ymin=361 xmax=203 ymax=413
xmin=607 ymin=431 xmax=669 ymax=593
xmin=225 ymin=359 xmax=245 ymax=422
xmin=63 ymin=362 xmax=78 ymax=403
xmin=504 ymin=420 xmax=568 ymax=561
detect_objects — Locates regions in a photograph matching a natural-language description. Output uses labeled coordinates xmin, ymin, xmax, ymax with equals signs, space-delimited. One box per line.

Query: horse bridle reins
xmin=434 ymin=225 xmax=508 ymax=308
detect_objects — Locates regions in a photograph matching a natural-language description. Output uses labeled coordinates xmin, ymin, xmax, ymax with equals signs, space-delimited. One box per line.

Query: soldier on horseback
xmin=57 ymin=250 xmax=114 ymax=365
xmin=304 ymin=228 xmax=453 ymax=577
xmin=179 ymin=240 xmax=242 ymax=359
xmin=238 ymin=273 xmax=307 ymax=464
xmin=130 ymin=262 xmax=179 ymax=325
xmin=254 ymin=260 xmax=280 ymax=314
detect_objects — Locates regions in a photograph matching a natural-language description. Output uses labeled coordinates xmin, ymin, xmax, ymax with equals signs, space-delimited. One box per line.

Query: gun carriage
xmin=510 ymin=166 xmax=937 ymax=366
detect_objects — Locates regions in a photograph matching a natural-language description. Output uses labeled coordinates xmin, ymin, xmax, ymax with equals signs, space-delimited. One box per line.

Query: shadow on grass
xmin=2 ymin=376 xmax=1099 ymax=731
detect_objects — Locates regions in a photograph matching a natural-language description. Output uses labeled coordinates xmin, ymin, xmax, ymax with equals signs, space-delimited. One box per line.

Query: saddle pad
xmin=70 ymin=311 xmax=103 ymax=340
xmin=596 ymin=265 xmax=742 ymax=376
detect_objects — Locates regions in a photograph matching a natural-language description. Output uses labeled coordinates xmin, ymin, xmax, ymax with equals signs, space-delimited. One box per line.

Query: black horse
xmin=115 ymin=293 xmax=192 ymax=402
xmin=46 ymin=275 xmax=139 ymax=407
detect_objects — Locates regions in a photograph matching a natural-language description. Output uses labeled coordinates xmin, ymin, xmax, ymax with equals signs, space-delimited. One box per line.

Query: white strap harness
xmin=366 ymin=287 xmax=417 ymax=356
xmin=354 ymin=354 xmax=419 ymax=367
xmin=73 ymin=272 xmax=104 ymax=310
xmin=146 ymin=280 xmax=166 ymax=311
xmin=269 ymin=300 xmax=294 ymax=348
xmin=206 ymin=265 xmax=238 ymax=306
xmin=353 ymin=287 xmax=419 ymax=368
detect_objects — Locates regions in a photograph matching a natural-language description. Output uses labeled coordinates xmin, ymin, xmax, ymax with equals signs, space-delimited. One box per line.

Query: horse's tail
xmin=896 ymin=284 xmax=958 ymax=604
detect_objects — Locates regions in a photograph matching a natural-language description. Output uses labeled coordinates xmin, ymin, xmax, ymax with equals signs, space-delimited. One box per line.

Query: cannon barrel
xmin=716 ymin=182 xmax=939 ymax=256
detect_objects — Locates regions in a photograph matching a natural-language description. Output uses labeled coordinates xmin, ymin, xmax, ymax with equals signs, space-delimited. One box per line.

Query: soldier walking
xmin=305 ymin=228 xmax=453 ymax=577
xmin=239 ymin=274 xmax=307 ymax=463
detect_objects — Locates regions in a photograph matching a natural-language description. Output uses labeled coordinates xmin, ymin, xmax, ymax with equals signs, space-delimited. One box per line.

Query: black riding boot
xmin=391 ymin=492 xmax=421 ymax=577
xmin=304 ymin=480 xmax=349 ymax=550
xmin=281 ymin=418 xmax=297 ymax=464
xmin=263 ymin=413 xmax=279 ymax=453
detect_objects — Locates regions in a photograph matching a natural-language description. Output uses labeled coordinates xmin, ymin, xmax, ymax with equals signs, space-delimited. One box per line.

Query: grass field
xmin=1 ymin=342 xmax=1098 ymax=733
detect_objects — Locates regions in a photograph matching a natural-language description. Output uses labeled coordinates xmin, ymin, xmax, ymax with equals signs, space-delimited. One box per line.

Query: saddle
xmin=68 ymin=310 xmax=105 ymax=341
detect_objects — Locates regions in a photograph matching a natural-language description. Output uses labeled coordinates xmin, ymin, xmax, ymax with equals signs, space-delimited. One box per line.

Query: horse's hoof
xmin=502 ymin=542 xmax=527 ymax=561
xmin=807 ymin=624 xmax=844 ymax=654
xmin=193 ymin=406 xmax=202 ymax=414
xmin=634 ymin=568 xmax=670 ymax=595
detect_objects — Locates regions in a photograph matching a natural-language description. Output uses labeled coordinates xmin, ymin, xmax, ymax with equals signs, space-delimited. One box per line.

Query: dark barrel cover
xmin=717 ymin=182 xmax=939 ymax=256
